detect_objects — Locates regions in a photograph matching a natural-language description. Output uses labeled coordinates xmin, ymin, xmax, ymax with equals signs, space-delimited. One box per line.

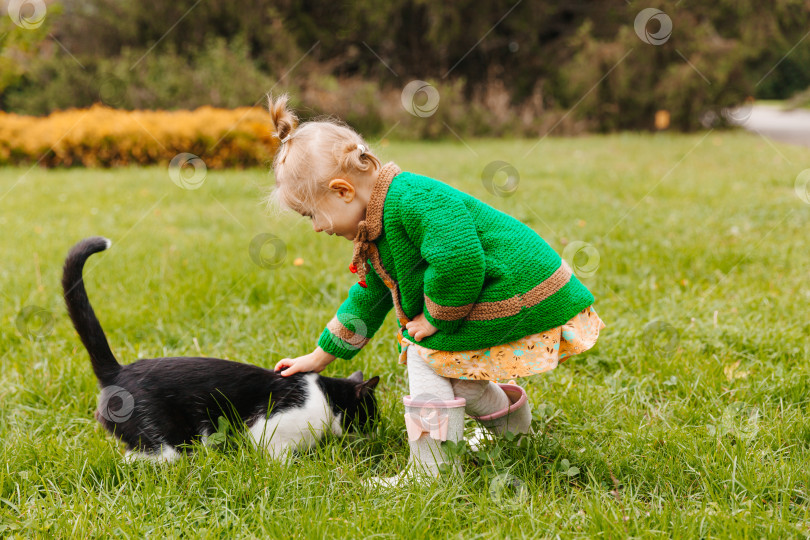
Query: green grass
xmin=1 ymin=131 xmax=810 ymax=537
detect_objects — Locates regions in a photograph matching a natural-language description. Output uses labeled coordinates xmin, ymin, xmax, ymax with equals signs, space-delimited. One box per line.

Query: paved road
xmin=737 ymin=105 xmax=810 ymax=147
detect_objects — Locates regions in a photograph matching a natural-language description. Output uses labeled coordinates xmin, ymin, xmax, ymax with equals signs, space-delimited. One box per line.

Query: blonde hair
xmin=263 ymin=93 xmax=382 ymax=218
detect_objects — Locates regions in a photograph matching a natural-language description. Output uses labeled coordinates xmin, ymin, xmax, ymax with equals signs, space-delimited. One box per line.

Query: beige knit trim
xmin=363 ymin=161 xmax=402 ymax=241
xmin=348 ymin=161 xmax=402 ymax=286
xmin=326 ymin=315 xmax=370 ymax=349
xmin=424 ymin=296 xmax=474 ymax=320
xmin=358 ymin=162 xmax=574 ymax=327
xmin=466 ymin=259 xmax=573 ymax=321
xmin=423 ymin=258 xmax=574 ymax=322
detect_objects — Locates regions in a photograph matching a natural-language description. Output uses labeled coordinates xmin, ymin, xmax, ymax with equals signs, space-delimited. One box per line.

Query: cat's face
xmin=343 ymin=373 xmax=380 ymax=433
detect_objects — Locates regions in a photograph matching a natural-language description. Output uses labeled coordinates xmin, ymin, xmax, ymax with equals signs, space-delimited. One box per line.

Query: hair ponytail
xmin=267 ymin=93 xmax=298 ymax=144
xmin=265 ymin=93 xmax=384 ymax=218
xmin=334 ymin=141 xmax=381 ymax=176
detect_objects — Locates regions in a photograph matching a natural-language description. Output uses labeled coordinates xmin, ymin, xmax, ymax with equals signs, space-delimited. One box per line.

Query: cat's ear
xmin=355 ymin=375 xmax=380 ymax=398
xmin=347 ymin=370 xmax=364 ymax=384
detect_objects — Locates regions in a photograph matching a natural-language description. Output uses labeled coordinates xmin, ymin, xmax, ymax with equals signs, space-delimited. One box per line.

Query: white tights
xmin=406 ymin=345 xmax=509 ymax=415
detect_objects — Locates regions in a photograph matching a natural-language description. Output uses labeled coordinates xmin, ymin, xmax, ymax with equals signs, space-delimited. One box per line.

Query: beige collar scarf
xmin=349 ymin=161 xmax=403 ymax=287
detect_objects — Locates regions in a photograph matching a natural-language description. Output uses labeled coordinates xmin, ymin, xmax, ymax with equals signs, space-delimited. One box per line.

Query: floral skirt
xmin=397 ymin=305 xmax=606 ymax=382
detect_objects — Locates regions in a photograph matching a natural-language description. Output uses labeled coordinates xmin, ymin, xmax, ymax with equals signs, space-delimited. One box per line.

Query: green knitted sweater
xmin=317 ymin=161 xmax=596 ymax=360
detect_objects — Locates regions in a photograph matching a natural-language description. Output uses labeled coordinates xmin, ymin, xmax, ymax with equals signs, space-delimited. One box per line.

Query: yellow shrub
xmin=0 ymin=105 xmax=279 ymax=168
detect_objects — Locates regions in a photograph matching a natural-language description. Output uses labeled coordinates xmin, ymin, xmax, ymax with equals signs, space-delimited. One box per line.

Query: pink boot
xmin=366 ymin=395 xmax=466 ymax=487
xmin=466 ymin=384 xmax=531 ymax=449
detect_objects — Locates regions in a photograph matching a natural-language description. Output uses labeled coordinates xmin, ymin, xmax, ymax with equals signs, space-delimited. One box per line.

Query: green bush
xmin=3 ymin=36 xmax=277 ymax=114
xmin=2 ymin=0 xmax=809 ymax=134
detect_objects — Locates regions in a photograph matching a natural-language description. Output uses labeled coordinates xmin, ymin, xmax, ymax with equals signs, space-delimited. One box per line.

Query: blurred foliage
xmin=2 ymin=36 xmax=275 ymax=112
xmin=0 ymin=0 xmax=809 ymax=133
xmin=0 ymin=1 xmax=61 ymax=94
xmin=0 ymin=105 xmax=275 ymax=167
xmin=786 ymin=87 xmax=810 ymax=109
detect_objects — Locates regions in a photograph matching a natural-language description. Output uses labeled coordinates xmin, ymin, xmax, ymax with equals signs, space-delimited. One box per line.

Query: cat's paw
xmin=124 ymin=445 xmax=180 ymax=464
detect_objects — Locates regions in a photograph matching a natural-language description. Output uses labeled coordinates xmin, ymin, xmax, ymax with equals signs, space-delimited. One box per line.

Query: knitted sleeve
xmin=399 ymin=188 xmax=485 ymax=333
xmin=317 ymin=261 xmax=394 ymax=360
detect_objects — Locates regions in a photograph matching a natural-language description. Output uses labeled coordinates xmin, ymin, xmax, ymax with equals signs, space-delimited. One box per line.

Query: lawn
xmin=1 ymin=131 xmax=809 ymax=537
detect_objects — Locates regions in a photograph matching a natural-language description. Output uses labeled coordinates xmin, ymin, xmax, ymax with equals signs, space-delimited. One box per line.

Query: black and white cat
xmin=62 ymin=236 xmax=379 ymax=462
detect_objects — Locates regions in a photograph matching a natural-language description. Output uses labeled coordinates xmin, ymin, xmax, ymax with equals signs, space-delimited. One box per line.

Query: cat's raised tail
xmin=62 ymin=237 xmax=121 ymax=386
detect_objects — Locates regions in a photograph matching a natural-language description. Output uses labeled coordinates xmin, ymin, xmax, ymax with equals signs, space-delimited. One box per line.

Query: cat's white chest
xmin=248 ymin=373 xmax=343 ymax=459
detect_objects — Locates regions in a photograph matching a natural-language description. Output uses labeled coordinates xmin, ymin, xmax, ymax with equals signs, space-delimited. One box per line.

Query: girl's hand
xmin=274 ymin=346 xmax=336 ymax=377
xmin=405 ymin=312 xmax=439 ymax=342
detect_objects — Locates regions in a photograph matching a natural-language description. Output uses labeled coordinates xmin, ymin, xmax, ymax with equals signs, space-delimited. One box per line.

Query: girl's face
xmin=301 ymin=177 xmax=372 ymax=241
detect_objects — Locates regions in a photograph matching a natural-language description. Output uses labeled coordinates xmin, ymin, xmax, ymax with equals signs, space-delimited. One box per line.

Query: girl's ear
xmin=328 ymin=178 xmax=356 ymax=201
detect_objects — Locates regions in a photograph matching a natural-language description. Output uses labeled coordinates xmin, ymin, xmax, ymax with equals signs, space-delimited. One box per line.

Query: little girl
xmin=268 ymin=93 xmax=606 ymax=485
